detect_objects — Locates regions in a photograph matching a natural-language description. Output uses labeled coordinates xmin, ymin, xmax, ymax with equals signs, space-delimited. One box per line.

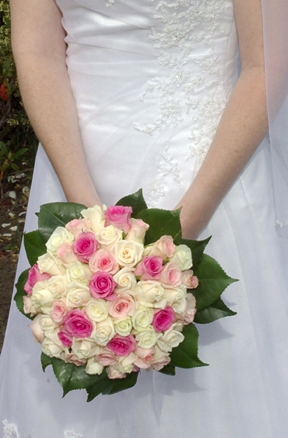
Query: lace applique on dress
xmin=64 ymin=429 xmax=84 ymax=438
xmin=2 ymin=420 xmax=20 ymax=438
xmin=134 ymin=0 xmax=231 ymax=168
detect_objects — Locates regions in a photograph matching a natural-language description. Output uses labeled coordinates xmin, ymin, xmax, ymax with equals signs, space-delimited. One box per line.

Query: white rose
xmin=86 ymin=357 xmax=104 ymax=375
xmin=86 ymin=299 xmax=109 ymax=322
xmin=92 ymin=317 xmax=115 ymax=346
xmin=42 ymin=331 xmax=64 ymax=358
xmin=164 ymin=285 xmax=187 ymax=314
xmin=66 ymin=261 xmax=91 ymax=284
xmin=29 ymin=314 xmax=45 ymax=343
xmin=151 ymin=346 xmax=171 ymax=371
xmin=40 ymin=315 xmax=56 ymax=333
xmin=23 ymin=296 xmax=37 ymax=316
xmin=113 ymin=240 xmax=144 ymax=268
xmin=72 ymin=338 xmax=99 ymax=360
xmin=47 ymin=275 xmax=67 ymax=298
xmin=46 ymin=227 xmax=74 ymax=254
xmin=95 ymin=225 xmax=122 ymax=250
xmin=124 ymin=218 xmax=149 ymax=244
xmin=31 ymin=281 xmax=54 ymax=313
xmin=113 ymin=267 xmax=137 ymax=292
xmin=117 ymin=353 xmax=138 ymax=373
xmin=66 ymin=282 xmax=91 ymax=309
xmin=81 ymin=204 xmax=106 ymax=233
xmin=157 ymin=323 xmax=184 ymax=352
xmin=169 ymin=244 xmax=192 ymax=271
xmin=37 ymin=253 xmax=65 ymax=276
xmin=135 ymin=281 xmax=167 ymax=308
xmin=132 ymin=307 xmax=154 ymax=332
xmin=114 ymin=317 xmax=132 ymax=336
xmin=135 ymin=327 xmax=159 ymax=349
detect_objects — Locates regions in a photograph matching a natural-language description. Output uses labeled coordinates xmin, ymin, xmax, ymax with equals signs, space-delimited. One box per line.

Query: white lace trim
xmin=64 ymin=429 xmax=84 ymax=438
xmin=2 ymin=421 xmax=84 ymax=437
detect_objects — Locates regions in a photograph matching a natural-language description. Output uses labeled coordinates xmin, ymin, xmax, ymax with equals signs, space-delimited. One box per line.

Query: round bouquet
xmin=15 ymin=189 xmax=236 ymax=401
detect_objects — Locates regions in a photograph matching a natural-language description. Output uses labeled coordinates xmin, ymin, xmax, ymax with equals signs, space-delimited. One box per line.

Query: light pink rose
xmin=50 ymin=300 xmax=68 ymax=323
xmin=159 ymin=262 xmax=182 ymax=288
xmin=56 ymin=242 xmax=78 ymax=264
xmin=125 ymin=218 xmax=149 ymax=244
xmin=24 ymin=264 xmax=51 ymax=295
xmin=152 ymin=306 xmax=175 ymax=332
xmin=72 ymin=232 xmax=98 ymax=263
xmin=29 ymin=315 xmax=45 ymax=343
xmin=95 ymin=348 xmax=117 ymax=366
xmin=65 ymin=218 xmax=92 ymax=238
xmin=108 ymin=294 xmax=136 ymax=318
xmin=64 ymin=351 xmax=86 ymax=366
xmin=107 ymin=334 xmax=137 ymax=356
xmin=23 ymin=296 xmax=36 ymax=315
xmin=105 ymin=205 xmax=132 ymax=234
xmin=107 ymin=366 xmax=126 ymax=379
xmin=89 ymin=271 xmax=117 ymax=300
xmin=64 ymin=310 xmax=93 ymax=338
xmin=89 ymin=248 xmax=119 ymax=274
xmin=145 ymin=235 xmax=176 ymax=259
xmin=134 ymin=256 xmax=163 ymax=280
xmin=183 ymin=293 xmax=197 ymax=324
xmin=134 ymin=346 xmax=155 ymax=369
xmin=152 ymin=354 xmax=171 ymax=371
xmin=58 ymin=330 xmax=73 ymax=347
xmin=181 ymin=270 xmax=199 ymax=289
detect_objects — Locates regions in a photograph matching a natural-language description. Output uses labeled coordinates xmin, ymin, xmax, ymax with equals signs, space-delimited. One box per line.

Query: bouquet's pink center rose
xmin=160 ymin=262 xmax=182 ymax=287
xmin=72 ymin=232 xmax=98 ymax=263
xmin=24 ymin=264 xmax=51 ymax=295
xmin=89 ymin=249 xmax=118 ymax=274
xmin=107 ymin=334 xmax=137 ymax=356
xmin=58 ymin=330 xmax=73 ymax=347
xmin=64 ymin=310 xmax=93 ymax=338
xmin=135 ymin=256 xmax=163 ymax=280
xmin=89 ymin=271 xmax=117 ymax=300
xmin=105 ymin=205 xmax=132 ymax=234
xmin=152 ymin=306 xmax=175 ymax=332
xmin=108 ymin=295 xmax=136 ymax=318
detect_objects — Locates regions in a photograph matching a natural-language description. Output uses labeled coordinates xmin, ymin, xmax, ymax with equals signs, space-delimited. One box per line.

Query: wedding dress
xmin=1 ymin=0 xmax=288 ymax=437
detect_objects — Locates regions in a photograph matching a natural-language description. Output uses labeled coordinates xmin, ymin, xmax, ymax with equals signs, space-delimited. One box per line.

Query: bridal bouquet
xmin=15 ymin=189 xmax=236 ymax=401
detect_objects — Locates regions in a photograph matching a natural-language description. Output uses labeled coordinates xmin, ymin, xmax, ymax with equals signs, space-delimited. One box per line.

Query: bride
xmin=1 ymin=0 xmax=288 ymax=436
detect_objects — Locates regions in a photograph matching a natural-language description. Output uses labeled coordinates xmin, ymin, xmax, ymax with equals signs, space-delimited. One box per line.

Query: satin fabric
xmin=1 ymin=1 xmax=288 ymax=437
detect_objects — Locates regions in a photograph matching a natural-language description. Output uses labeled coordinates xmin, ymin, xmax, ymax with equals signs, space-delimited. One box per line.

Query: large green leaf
xmin=14 ymin=269 xmax=32 ymax=318
xmin=158 ymin=363 xmax=176 ymax=376
xmin=136 ymin=208 xmax=182 ymax=245
xmin=86 ymin=373 xmax=111 ymax=401
xmin=101 ymin=370 xmax=138 ymax=395
xmin=38 ymin=202 xmax=86 ymax=243
xmin=170 ymin=324 xmax=207 ymax=368
xmin=41 ymin=353 xmax=52 ymax=371
xmin=193 ymin=254 xmax=237 ymax=311
xmin=194 ymin=297 xmax=237 ymax=324
xmin=116 ymin=189 xmax=147 ymax=216
xmin=24 ymin=230 xmax=46 ymax=265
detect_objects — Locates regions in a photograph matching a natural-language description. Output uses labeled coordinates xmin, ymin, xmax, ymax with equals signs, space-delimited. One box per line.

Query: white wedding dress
xmin=1 ymin=0 xmax=288 ymax=437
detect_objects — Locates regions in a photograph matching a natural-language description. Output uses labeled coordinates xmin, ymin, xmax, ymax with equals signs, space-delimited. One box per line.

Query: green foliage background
xmin=0 ymin=0 xmax=37 ymax=194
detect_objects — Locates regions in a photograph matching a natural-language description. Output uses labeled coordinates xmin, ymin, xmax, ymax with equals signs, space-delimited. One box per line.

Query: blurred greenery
xmin=0 ymin=0 xmax=37 ymax=198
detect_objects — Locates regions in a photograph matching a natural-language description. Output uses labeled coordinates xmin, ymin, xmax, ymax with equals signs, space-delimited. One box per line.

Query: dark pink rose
xmin=107 ymin=334 xmax=137 ymax=356
xmin=134 ymin=256 xmax=163 ymax=280
xmin=58 ymin=330 xmax=73 ymax=347
xmin=89 ymin=271 xmax=117 ymax=300
xmin=24 ymin=264 xmax=51 ymax=295
xmin=105 ymin=205 xmax=132 ymax=234
xmin=152 ymin=306 xmax=175 ymax=332
xmin=64 ymin=310 xmax=93 ymax=338
xmin=72 ymin=232 xmax=98 ymax=263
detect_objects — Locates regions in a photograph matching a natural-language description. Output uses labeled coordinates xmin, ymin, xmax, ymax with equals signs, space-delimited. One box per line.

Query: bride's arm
xmin=10 ymin=0 xmax=101 ymax=207
xmin=175 ymin=0 xmax=267 ymax=238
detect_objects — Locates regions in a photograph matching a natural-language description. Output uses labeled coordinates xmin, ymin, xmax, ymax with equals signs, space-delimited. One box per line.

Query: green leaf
xmin=86 ymin=373 xmax=111 ymax=401
xmin=158 ymin=364 xmax=176 ymax=376
xmin=194 ymin=297 xmax=237 ymax=324
xmin=38 ymin=202 xmax=86 ymax=243
xmin=14 ymin=269 xmax=33 ymax=318
xmin=193 ymin=254 xmax=237 ymax=311
xmin=116 ymin=188 xmax=147 ymax=216
xmin=41 ymin=353 xmax=52 ymax=371
xmin=170 ymin=324 xmax=207 ymax=369
xmin=137 ymin=208 xmax=182 ymax=245
xmin=50 ymin=357 xmax=102 ymax=397
xmin=24 ymin=230 xmax=46 ymax=265
xmin=101 ymin=371 xmax=139 ymax=395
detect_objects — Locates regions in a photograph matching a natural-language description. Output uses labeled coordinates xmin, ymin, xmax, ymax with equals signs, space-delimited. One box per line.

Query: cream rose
xmin=47 ymin=275 xmax=67 ymax=298
xmin=72 ymin=338 xmax=99 ymax=360
xmin=113 ymin=240 xmax=144 ymax=268
xmin=117 ymin=353 xmax=138 ymax=373
xmin=135 ymin=281 xmax=166 ymax=308
xmin=29 ymin=314 xmax=45 ymax=343
xmin=92 ymin=317 xmax=115 ymax=346
xmin=37 ymin=253 xmax=65 ymax=276
xmin=95 ymin=225 xmax=122 ymax=250
xmin=170 ymin=244 xmax=192 ymax=270
xmin=113 ymin=317 xmax=133 ymax=336
xmin=81 ymin=204 xmax=106 ymax=233
xmin=66 ymin=261 xmax=91 ymax=284
xmin=45 ymin=227 xmax=74 ymax=254
xmin=66 ymin=282 xmax=91 ymax=309
xmin=113 ymin=267 xmax=137 ymax=292
xmin=135 ymin=327 xmax=159 ymax=349
xmin=41 ymin=331 xmax=64 ymax=358
xmin=31 ymin=281 xmax=54 ymax=313
xmin=132 ymin=307 xmax=154 ymax=332
xmin=151 ymin=346 xmax=171 ymax=371
xmin=85 ymin=357 xmax=104 ymax=375
xmin=157 ymin=323 xmax=184 ymax=352
xmin=125 ymin=218 xmax=149 ymax=244
xmin=85 ymin=299 xmax=109 ymax=322
xmin=39 ymin=315 xmax=56 ymax=333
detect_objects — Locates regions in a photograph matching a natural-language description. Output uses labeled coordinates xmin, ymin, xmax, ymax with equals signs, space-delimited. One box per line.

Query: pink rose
xmin=134 ymin=346 xmax=155 ymax=369
xmin=152 ymin=355 xmax=171 ymax=371
xmin=72 ymin=232 xmax=98 ymax=263
xmin=181 ymin=270 xmax=199 ymax=289
xmin=125 ymin=218 xmax=149 ymax=244
xmin=105 ymin=205 xmax=132 ymax=234
xmin=56 ymin=243 xmax=78 ymax=264
xmin=107 ymin=334 xmax=137 ymax=356
xmin=64 ymin=310 xmax=93 ymax=338
xmin=64 ymin=351 xmax=86 ymax=366
xmin=159 ymin=262 xmax=182 ymax=288
xmin=95 ymin=348 xmax=117 ymax=366
xmin=152 ymin=306 xmax=175 ymax=332
xmin=65 ymin=218 xmax=92 ymax=238
xmin=145 ymin=235 xmax=176 ymax=259
xmin=58 ymin=330 xmax=73 ymax=347
xmin=24 ymin=264 xmax=51 ymax=295
xmin=89 ymin=249 xmax=119 ymax=274
xmin=50 ymin=300 xmax=68 ymax=323
xmin=134 ymin=256 xmax=163 ymax=280
xmin=89 ymin=271 xmax=117 ymax=300
xmin=108 ymin=294 xmax=136 ymax=318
